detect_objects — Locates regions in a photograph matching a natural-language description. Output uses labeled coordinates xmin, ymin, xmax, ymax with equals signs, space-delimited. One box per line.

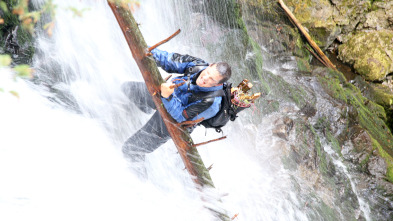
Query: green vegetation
xmin=338 ymin=31 xmax=393 ymax=81
xmin=373 ymin=138 xmax=393 ymax=182
xmin=318 ymin=68 xmax=393 ymax=183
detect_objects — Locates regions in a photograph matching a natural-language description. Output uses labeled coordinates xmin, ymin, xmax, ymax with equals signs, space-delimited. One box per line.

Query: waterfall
xmin=0 ymin=0 xmax=375 ymax=220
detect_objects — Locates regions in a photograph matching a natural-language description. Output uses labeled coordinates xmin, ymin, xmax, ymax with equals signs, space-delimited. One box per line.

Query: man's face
xmin=196 ymin=64 xmax=223 ymax=87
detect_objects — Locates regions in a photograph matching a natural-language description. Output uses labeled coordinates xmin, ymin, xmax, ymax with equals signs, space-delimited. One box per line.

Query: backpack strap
xmin=184 ymin=64 xmax=209 ymax=75
xmin=188 ymin=90 xmax=225 ymax=104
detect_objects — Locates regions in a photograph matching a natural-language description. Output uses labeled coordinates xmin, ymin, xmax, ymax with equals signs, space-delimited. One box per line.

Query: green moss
xmin=296 ymin=57 xmax=312 ymax=73
xmin=285 ymin=0 xmax=313 ymax=23
xmin=372 ymin=138 xmax=393 ymax=183
xmin=199 ymin=0 xmax=246 ymax=31
xmin=314 ymin=116 xmax=343 ymax=156
xmin=338 ymin=31 xmax=393 ymax=81
xmin=244 ymin=35 xmax=309 ymax=109
xmin=347 ymin=92 xmax=393 ymax=157
xmin=317 ymin=68 xmax=393 ymax=183
xmin=355 ymin=78 xmax=393 ymax=130
xmin=318 ymin=73 xmax=348 ymax=103
xmin=310 ymin=124 xmax=328 ymax=174
xmin=314 ymin=200 xmax=340 ymax=221
xmin=327 ymin=131 xmax=342 ymax=157
xmin=248 ymin=37 xmax=265 ymax=84
xmin=359 ymin=154 xmax=371 ymax=172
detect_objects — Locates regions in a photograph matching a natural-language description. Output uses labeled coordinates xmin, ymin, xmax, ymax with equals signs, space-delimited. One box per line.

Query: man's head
xmin=196 ymin=62 xmax=231 ymax=87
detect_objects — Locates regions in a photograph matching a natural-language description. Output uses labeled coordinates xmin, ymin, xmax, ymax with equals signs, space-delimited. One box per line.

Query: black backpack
xmin=199 ymin=82 xmax=240 ymax=132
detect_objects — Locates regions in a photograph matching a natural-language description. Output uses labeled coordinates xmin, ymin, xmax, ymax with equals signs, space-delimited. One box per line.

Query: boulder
xmin=368 ymin=156 xmax=387 ymax=178
xmin=338 ymin=30 xmax=393 ymax=81
xmin=331 ymin=0 xmax=370 ymax=39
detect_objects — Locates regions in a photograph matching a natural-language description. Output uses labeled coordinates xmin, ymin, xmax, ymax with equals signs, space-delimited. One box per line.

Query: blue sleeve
xmin=161 ymin=95 xmax=187 ymax=122
xmin=151 ymin=48 xmax=207 ymax=74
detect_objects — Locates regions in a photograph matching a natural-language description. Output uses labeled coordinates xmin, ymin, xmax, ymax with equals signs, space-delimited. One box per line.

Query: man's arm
xmin=151 ymin=48 xmax=208 ymax=73
xmin=161 ymin=96 xmax=222 ymax=123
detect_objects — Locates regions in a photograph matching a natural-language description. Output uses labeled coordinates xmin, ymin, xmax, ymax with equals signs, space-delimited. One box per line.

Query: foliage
xmin=0 ymin=0 xmax=55 ymax=97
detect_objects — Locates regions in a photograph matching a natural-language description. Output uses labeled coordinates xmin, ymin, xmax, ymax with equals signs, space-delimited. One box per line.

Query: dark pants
xmin=121 ymin=82 xmax=171 ymax=161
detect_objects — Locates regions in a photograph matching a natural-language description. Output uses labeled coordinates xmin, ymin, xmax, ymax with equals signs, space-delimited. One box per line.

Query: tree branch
xmin=278 ymin=0 xmax=337 ymax=71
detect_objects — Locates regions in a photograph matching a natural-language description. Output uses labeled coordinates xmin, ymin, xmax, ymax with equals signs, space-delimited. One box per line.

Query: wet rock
xmin=0 ymin=2 xmax=35 ymax=65
xmin=299 ymin=103 xmax=317 ymax=118
xmin=272 ymin=124 xmax=287 ymax=140
xmin=351 ymin=126 xmax=373 ymax=154
xmin=353 ymin=76 xmax=393 ymax=127
xmin=4 ymin=26 xmax=20 ymax=56
xmin=272 ymin=116 xmax=293 ymax=140
xmin=360 ymin=9 xmax=390 ymax=30
xmin=372 ymin=1 xmax=393 ymax=28
xmin=342 ymin=126 xmax=375 ymax=173
xmin=331 ymin=0 xmax=369 ymax=30
xmin=367 ymin=156 xmax=387 ymax=178
xmin=280 ymin=0 xmax=339 ymax=50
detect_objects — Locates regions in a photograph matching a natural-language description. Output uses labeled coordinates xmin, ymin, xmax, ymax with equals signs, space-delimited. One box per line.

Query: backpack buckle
xmin=186 ymin=67 xmax=193 ymax=74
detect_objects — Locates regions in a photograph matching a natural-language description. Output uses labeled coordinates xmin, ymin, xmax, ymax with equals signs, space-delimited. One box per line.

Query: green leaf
xmin=0 ymin=1 xmax=8 ymax=13
xmin=0 ymin=54 xmax=12 ymax=67
xmin=0 ymin=88 xmax=4 ymax=92
xmin=13 ymin=64 xmax=33 ymax=78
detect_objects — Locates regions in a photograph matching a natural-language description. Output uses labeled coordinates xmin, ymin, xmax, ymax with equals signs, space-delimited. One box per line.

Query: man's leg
xmin=122 ymin=111 xmax=171 ymax=162
xmin=121 ymin=81 xmax=156 ymax=113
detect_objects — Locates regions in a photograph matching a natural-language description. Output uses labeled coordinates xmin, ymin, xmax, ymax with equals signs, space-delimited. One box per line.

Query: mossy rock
xmin=331 ymin=0 xmax=371 ymax=27
xmin=338 ymin=30 xmax=393 ymax=81
xmin=318 ymin=68 xmax=393 ymax=183
xmin=296 ymin=57 xmax=312 ymax=73
xmin=282 ymin=0 xmax=340 ymax=49
xmin=353 ymin=76 xmax=393 ymax=131
xmin=372 ymin=138 xmax=393 ymax=183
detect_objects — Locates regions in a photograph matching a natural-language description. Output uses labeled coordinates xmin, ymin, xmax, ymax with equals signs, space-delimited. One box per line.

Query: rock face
xmin=282 ymin=0 xmax=340 ymax=50
xmin=235 ymin=0 xmax=393 ymax=219
xmin=338 ymin=30 xmax=393 ymax=81
xmin=269 ymin=0 xmax=393 ymax=82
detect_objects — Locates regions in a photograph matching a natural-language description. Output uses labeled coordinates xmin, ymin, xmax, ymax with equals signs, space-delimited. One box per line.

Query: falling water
xmin=0 ymin=0 xmax=374 ymax=220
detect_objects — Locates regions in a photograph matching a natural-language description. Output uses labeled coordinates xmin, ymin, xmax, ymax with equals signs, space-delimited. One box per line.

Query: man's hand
xmin=160 ymin=82 xmax=175 ymax=98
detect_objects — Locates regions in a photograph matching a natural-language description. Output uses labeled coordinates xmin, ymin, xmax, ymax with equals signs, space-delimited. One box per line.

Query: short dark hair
xmin=213 ymin=62 xmax=231 ymax=84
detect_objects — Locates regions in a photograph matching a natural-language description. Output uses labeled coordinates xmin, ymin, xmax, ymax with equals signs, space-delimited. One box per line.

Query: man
xmin=122 ymin=47 xmax=231 ymax=163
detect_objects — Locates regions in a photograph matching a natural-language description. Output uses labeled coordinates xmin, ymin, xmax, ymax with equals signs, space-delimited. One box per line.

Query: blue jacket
xmin=151 ymin=48 xmax=223 ymax=123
